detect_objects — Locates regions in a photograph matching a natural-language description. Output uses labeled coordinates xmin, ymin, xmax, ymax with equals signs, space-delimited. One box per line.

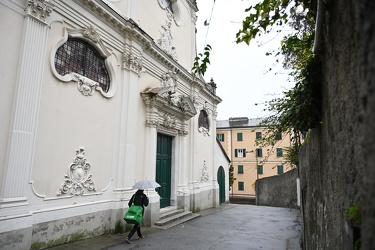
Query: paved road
xmin=105 ymin=204 xmax=301 ymax=250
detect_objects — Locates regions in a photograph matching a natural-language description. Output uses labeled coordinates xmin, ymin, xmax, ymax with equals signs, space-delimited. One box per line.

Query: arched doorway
xmin=217 ymin=166 xmax=225 ymax=204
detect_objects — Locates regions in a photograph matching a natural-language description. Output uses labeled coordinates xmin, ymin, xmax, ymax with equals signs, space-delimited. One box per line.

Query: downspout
xmin=312 ymin=0 xmax=326 ymax=54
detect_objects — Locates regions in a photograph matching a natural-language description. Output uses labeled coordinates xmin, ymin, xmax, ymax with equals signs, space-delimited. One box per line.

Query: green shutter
xmin=243 ymin=149 xmax=246 ymax=157
xmin=257 ymin=165 xmax=263 ymax=175
xmin=238 ymin=165 xmax=244 ymax=174
xmin=238 ymin=182 xmax=244 ymax=190
xmin=235 ymin=149 xmax=238 ymax=157
xmin=237 ymin=133 xmax=243 ymax=141
xmin=277 ymin=165 xmax=284 ymax=174
xmin=277 ymin=148 xmax=283 ymax=157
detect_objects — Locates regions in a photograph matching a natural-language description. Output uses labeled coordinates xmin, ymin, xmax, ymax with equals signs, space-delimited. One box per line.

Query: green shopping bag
xmin=123 ymin=196 xmax=143 ymax=224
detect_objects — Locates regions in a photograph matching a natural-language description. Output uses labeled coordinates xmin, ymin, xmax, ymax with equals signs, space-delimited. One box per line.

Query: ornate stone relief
xmin=25 ymin=0 xmax=53 ymax=22
xmin=161 ymin=70 xmax=178 ymax=92
xmin=122 ymin=44 xmax=144 ymax=76
xmin=141 ymin=86 xmax=196 ymax=136
xmin=192 ymin=92 xmax=200 ymax=110
xmin=200 ymin=160 xmax=209 ymax=182
xmin=57 ymin=148 xmax=96 ymax=196
xmin=82 ymin=25 xmax=100 ymax=43
xmin=75 ymin=74 xmax=99 ymax=96
xmin=157 ymin=13 xmax=178 ymax=61
xmin=163 ymin=113 xmax=177 ymax=129
xmin=160 ymin=70 xmax=180 ymax=105
xmin=198 ymin=126 xmax=210 ymax=137
xmin=203 ymin=101 xmax=212 ymax=115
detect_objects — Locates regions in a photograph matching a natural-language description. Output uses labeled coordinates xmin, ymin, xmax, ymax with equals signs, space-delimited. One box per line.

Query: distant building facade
xmin=216 ymin=117 xmax=292 ymax=197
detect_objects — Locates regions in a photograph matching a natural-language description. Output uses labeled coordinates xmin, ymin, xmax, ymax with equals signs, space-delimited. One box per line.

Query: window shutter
xmin=243 ymin=149 xmax=246 ymax=157
xmin=235 ymin=149 xmax=238 ymax=157
xmin=237 ymin=133 xmax=243 ymax=141
xmin=238 ymin=165 xmax=244 ymax=174
xmin=277 ymin=165 xmax=284 ymax=174
xmin=257 ymin=165 xmax=263 ymax=175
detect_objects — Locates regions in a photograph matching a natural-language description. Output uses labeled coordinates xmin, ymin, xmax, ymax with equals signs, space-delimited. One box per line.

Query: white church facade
xmin=0 ymin=0 xmax=230 ymax=248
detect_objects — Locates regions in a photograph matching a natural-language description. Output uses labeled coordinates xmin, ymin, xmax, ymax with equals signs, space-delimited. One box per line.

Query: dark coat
xmin=128 ymin=190 xmax=149 ymax=216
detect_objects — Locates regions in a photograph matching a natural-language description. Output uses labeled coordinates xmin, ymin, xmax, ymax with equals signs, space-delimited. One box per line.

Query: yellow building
xmin=216 ymin=117 xmax=292 ymax=197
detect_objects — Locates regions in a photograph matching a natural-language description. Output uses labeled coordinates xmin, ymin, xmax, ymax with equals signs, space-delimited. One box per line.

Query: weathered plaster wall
xmin=255 ymin=168 xmax=298 ymax=209
xmin=299 ymin=0 xmax=374 ymax=249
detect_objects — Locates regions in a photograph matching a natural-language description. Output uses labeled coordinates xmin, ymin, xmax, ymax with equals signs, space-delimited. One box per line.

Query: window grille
xmin=198 ymin=110 xmax=209 ymax=130
xmin=54 ymin=39 xmax=110 ymax=92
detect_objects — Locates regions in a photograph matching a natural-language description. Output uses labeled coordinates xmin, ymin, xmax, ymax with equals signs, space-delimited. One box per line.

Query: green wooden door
xmin=156 ymin=133 xmax=172 ymax=208
xmin=217 ymin=166 xmax=226 ymax=204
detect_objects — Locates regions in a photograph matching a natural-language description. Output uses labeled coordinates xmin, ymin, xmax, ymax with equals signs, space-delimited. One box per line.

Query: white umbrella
xmin=132 ymin=180 xmax=161 ymax=189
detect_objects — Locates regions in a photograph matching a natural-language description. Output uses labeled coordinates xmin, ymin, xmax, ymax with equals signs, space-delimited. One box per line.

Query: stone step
xmin=159 ymin=208 xmax=184 ymax=221
xmin=155 ymin=210 xmax=201 ymax=229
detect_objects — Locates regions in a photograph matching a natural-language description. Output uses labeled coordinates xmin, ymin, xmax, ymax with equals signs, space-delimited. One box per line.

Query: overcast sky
xmin=195 ymin=0 xmax=294 ymax=121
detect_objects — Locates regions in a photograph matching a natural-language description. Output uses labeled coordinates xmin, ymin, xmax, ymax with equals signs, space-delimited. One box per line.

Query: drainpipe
xmin=312 ymin=0 xmax=326 ymax=54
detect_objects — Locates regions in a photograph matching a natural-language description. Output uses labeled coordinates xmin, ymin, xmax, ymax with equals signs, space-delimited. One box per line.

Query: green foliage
xmin=192 ymin=44 xmax=212 ymax=76
xmin=236 ymin=0 xmax=321 ymax=164
xmin=229 ymin=165 xmax=235 ymax=191
xmin=262 ymin=55 xmax=321 ymax=131
xmin=344 ymin=203 xmax=361 ymax=249
xmin=344 ymin=203 xmax=361 ymax=225
xmin=236 ymin=0 xmax=291 ymax=45
xmin=236 ymin=0 xmax=315 ymax=45
xmin=284 ymin=142 xmax=300 ymax=166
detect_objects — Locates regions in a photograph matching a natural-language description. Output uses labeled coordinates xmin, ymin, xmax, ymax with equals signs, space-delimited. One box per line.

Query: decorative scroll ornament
xmin=192 ymin=92 xmax=200 ymax=110
xmin=25 ymin=0 xmax=53 ymax=22
xmin=74 ymin=74 xmax=99 ymax=96
xmin=203 ymin=101 xmax=212 ymax=115
xmin=157 ymin=14 xmax=178 ymax=61
xmin=161 ymin=70 xmax=180 ymax=105
xmin=200 ymin=160 xmax=209 ymax=182
xmin=122 ymin=45 xmax=144 ymax=75
xmin=198 ymin=126 xmax=210 ymax=137
xmin=161 ymin=70 xmax=178 ymax=92
xmin=164 ymin=113 xmax=177 ymax=129
xmin=57 ymin=148 xmax=96 ymax=196
xmin=83 ymin=25 xmax=100 ymax=43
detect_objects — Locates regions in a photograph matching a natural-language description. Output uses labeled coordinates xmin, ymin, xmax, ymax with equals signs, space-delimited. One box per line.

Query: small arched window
xmin=54 ymin=39 xmax=110 ymax=92
xmin=198 ymin=110 xmax=209 ymax=130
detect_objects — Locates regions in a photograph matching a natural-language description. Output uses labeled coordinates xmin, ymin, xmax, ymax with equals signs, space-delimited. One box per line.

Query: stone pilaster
xmin=0 ymin=0 xmax=53 ymax=215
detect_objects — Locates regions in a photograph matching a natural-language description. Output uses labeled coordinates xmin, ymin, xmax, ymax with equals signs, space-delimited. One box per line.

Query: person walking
xmin=125 ymin=189 xmax=149 ymax=244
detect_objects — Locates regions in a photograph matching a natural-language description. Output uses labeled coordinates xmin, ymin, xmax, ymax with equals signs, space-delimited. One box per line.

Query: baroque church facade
xmin=0 ymin=0 xmax=229 ymax=248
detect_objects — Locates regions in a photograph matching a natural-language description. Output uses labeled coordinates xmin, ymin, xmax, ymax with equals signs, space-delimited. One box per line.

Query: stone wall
xmin=298 ymin=0 xmax=375 ymax=249
xmin=255 ymin=168 xmax=298 ymax=209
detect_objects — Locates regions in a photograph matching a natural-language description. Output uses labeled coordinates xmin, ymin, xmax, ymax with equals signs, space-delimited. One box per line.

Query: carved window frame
xmin=198 ymin=109 xmax=209 ymax=130
xmin=51 ymin=27 xmax=116 ymax=98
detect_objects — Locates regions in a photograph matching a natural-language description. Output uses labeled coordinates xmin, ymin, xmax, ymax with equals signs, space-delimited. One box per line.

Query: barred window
xmin=54 ymin=39 xmax=110 ymax=92
xmin=198 ymin=110 xmax=209 ymax=130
